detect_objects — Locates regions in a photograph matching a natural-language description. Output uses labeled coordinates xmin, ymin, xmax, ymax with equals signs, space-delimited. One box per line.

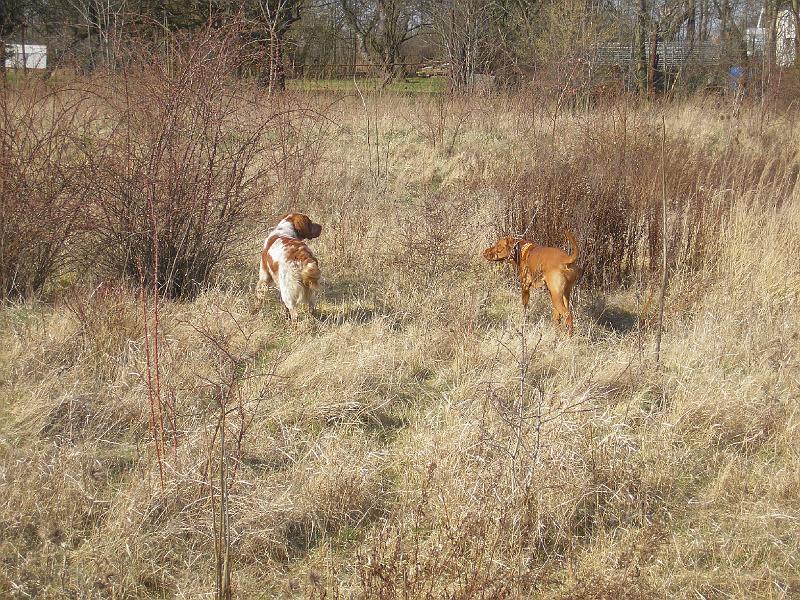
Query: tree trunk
xmin=20 ymin=22 xmax=27 ymax=75
xmin=447 ymin=1 xmax=466 ymax=91
xmin=635 ymin=0 xmax=648 ymax=95
xmin=380 ymin=46 xmax=398 ymax=85
xmin=446 ymin=0 xmax=478 ymax=93
xmin=766 ymin=0 xmax=778 ymax=67
xmin=259 ymin=30 xmax=286 ymax=92
xmin=792 ymin=0 xmax=800 ymax=66
xmin=647 ymin=28 xmax=658 ymax=97
xmin=351 ymin=32 xmax=356 ymax=77
xmin=271 ymin=31 xmax=285 ymax=91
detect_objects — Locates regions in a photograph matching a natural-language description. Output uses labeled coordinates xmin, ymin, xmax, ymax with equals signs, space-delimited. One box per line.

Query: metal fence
xmin=596 ymin=41 xmax=721 ymax=68
xmin=288 ymin=61 xmax=448 ymax=79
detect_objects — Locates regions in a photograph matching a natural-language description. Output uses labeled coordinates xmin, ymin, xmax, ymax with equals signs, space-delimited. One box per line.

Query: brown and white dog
xmin=483 ymin=232 xmax=583 ymax=336
xmin=256 ymin=213 xmax=322 ymax=322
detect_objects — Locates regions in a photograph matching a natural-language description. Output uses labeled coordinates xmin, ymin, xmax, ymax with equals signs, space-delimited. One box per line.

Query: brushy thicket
xmin=0 ymin=80 xmax=90 ymax=299
xmin=495 ymin=105 xmax=799 ymax=288
xmin=4 ymin=43 xmax=798 ymax=299
xmin=0 ymin=29 xmax=329 ymax=300
xmin=1 ymin=42 xmax=799 ymax=599
xmin=84 ymin=32 xmax=274 ymax=299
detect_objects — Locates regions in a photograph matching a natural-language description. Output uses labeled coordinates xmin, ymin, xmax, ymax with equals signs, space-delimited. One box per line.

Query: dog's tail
xmin=301 ymin=261 xmax=321 ymax=290
xmin=563 ymin=231 xmax=579 ymax=265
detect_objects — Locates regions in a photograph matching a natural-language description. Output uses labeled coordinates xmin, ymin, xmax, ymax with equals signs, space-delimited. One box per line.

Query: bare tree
xmin=792 ymin=0 xmax=800 ymax=64
xmin=253 ymin=0 xmax=303 ymax=91
xmin=64 ymin=0 xmax=130 ymax=70
xmin=434 ymin=0 xmax=495 ymax=90
xmin=627 ymin=0 xmax=747 ymax=95
xmin=431 ymin=0 xmax=546 ymax=91
xmin=634 ymin=0 xmax=649 ymax=93
xmin=1 ymin=0 xmax=27 ymax=72
xmin=286 ymin=2 xmax=350 ymax=75
xmin=340 ymin=0 xmax=428 ymax=83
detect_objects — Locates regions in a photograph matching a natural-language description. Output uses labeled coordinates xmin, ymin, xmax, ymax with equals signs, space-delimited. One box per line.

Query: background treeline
xmin=1 ymin=0 xmax=798 ymax=94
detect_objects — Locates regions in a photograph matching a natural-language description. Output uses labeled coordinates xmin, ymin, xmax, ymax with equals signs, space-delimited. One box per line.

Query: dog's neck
xmin=510 ymin=239 xmax=534 ymax=273
xmin=269 ymin=220 xmax=298 ymax=240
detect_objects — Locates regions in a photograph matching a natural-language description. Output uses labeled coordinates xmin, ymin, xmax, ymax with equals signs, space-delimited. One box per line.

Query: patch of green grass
xmin=335 ymin=523 xmax=366 ymax=547
xmin=2 ymin=70 xmax=62 ymax=88
xmin=0 ymin=302 xmax=45 ymax=330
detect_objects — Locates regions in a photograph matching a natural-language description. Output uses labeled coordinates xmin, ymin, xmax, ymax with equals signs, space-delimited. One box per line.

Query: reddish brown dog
xmin=483 ymin=232 xmax=583 ymax=335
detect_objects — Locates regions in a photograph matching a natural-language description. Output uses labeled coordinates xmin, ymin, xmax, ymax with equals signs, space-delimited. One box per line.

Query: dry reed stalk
xmin=212 ymin=388 xmax=232 ymax=600
xmin=655 ymin=115 xmax=668 ymax=364
xmin=140 ymin=263 xmax=166 ymax=490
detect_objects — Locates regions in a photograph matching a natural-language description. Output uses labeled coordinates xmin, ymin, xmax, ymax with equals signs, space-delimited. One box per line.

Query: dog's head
xmin=482 ymin=236 xmax=519 ymax=263
xmin=285 ymin=213 xmax=323 ymax=239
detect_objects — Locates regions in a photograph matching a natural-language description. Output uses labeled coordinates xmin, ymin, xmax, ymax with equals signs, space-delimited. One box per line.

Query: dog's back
xmin=526 ymin=232 xmax=578 ymax=272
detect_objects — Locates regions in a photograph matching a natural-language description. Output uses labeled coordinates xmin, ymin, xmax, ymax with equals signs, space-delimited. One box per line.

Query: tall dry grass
xmin=0 ymin=70 xmax=798 ymax=599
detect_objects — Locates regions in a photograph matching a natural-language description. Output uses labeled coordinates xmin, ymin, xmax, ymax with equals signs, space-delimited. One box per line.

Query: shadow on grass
xmin=322 ymin=278 xmax=368 ymax=303
xmin=585 ymin=297 xmax=639 ymax=335
xmin=316 ymin=305 xmax=384 ymax=325
xmin=315 ymin=279 xmax=403 ymax=330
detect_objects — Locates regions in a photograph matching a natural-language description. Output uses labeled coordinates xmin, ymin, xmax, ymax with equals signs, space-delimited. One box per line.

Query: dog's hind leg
xmin=305 ymin=287 xmax=317 ymax=318
xmin=561 ymin=267 xmax=582 ymax=335
xmin=552 ymin=293 xmax=573 ymax=335
xmin=563 ymin=266 xmax=582 ymax=309
xmin=521 ymin=284 xmax=531 ymax=309
xmin=559 ymin=283 xmax=574 ymax=325
xmin=278 ymin=267 xmax=305 ymax=325
xmin=255 ymin=279 xmax=269 ymax=303
xmin=546 ymin=275 xmax=573 ymax=336
xmin=562 ymin=303 xmax=574 ymax=336
xmin=563 ymin=285 xmax=576 ymax=329
xmin=252 ymin=262 xmax=270 ymax=314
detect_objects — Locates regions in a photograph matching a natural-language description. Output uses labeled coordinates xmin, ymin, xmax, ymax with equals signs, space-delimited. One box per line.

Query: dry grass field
xmin=1 ymin=57 xmax=799 ymax=598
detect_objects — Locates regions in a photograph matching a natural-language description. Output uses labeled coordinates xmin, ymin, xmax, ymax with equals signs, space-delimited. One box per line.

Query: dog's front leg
xmin=307 ymin=291 xmax=318 ymax=320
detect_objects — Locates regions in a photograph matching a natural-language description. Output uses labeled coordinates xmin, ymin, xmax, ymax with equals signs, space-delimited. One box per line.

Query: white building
xmin=746 ymin=8 xmax=796 ymax=66
xmin=4 ymin=44 xmax=48 ymax=70
xmin=776 ymin=8 xmax=797 ymax=66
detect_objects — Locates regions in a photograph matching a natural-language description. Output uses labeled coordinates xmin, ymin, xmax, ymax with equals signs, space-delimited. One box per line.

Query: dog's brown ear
xmin=289 ymin=214 xmax=313 ymax=238
xmin=508 ymin=238 xmax=519 ymax=262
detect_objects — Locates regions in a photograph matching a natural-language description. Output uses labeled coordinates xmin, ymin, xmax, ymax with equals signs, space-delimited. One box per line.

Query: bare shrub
xmin=84 ymin=28 xmax=274 ymax=299
xmin=405 ymin=93 xmax=472 ymax=155
xmin=397 ymin=193 xmax=476 ymax=281
xmin=0 ymin=79 xmax=90 ymax=300
xmin=263 ymin=93 xmax=334 ymax=205
xmin=496 ymin=109 xmax=799 ymax=289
